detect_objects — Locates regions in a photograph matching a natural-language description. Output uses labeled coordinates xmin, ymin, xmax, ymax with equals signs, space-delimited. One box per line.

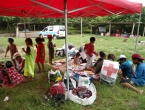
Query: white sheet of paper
xmin=80 ymin=51 xmax=87 ymax=59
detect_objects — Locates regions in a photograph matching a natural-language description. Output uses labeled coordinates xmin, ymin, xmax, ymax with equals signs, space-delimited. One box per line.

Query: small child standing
xmin=35 ymin=37 xmax=45 ymax=73
xmin=84 ymin=37 xmax=98 ymax=69
xmin=47 ymin=35 xmax=56 ymax=65
xmin=22 ymin=38 xmax=36 ymax=81
xmin=5 ymin=38 xmax=18 ymax=60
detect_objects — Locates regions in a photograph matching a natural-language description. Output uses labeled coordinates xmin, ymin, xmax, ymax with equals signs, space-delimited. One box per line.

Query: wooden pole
xmin=16 ymin=24 xmax=19 ymax=38
xmin=131 ymin=23 xmax=135 ymax=35
xmin=109 ymin=23 xmax=111 ymax=36
xmin=143 ymin=26 xmax=145 ymax=37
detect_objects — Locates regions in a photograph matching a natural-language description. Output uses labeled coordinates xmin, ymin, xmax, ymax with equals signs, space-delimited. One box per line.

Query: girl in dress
xmin=35 ymin=37 xmax=45 ymax=73
xmin=22 ymin=38 xmax=36 ymax=81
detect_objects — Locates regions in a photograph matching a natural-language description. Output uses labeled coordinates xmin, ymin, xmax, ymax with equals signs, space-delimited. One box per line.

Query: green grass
xmin=0 ymin=35 xmax=145 ymax=110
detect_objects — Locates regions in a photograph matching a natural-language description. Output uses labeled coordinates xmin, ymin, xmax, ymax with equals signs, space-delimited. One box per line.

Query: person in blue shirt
xmin=120 ymin=53 xmax=145 ymax=94
xmin=118 ymin=55 xmax=133 ymax=80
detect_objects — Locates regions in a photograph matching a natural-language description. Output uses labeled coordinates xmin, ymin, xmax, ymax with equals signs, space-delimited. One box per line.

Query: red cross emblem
xmin=103 ymin=63 xmax=117 ymax=77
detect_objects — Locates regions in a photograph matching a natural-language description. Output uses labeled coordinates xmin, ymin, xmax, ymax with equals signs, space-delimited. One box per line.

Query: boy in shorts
xmin=5 ymin=38 xmax=18 ymax=60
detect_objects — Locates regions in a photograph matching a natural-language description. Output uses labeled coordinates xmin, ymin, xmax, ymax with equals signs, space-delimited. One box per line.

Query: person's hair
xmin=119 ymin=58 xmax=126 ymax=61
xmin=107 ymin=54 xmax=115 ymax=61
xmin=76 ymin=52 xmax=80 ymax=57
xmin=5 ymin=61 xmax=13 ymax=68
xmin=99 ymin=51 xmax=106 ymax=58
xmin=35 ymin=37 xmax=42 ymax=42
xmin=25 ymin=38 xmax=33 ymax=45
xmin=8 ymin=38 xmax=14 ymax=43
xmin=90 ymin=37 xmax=95 ymax=42
xmin=132 ymin=58 xmax=143 ymax=62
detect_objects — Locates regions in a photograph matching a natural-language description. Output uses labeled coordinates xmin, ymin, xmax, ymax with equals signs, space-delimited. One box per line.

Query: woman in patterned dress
xmin=5 ymin=61 xmax=26 ymax=86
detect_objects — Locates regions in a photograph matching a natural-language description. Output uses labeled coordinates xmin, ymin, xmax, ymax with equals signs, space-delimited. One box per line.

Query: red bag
xmin=50 ymin=82 xmax=66 ymax=96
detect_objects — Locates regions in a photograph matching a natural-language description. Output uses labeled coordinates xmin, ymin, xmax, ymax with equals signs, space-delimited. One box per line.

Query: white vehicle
xmin=39 ymin=25 xmax=65 ymax=39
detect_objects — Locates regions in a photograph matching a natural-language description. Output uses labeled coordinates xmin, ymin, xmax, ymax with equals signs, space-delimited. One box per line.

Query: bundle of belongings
xmin=43 ymin=70 xmax=65 ymax=107
xmin=63 ymin=64 xmax=97 ymax=105
xmin=44 ymin=69 xmax=97 ymax=107
xmin=55 ymin=43 xmax=78 ymax=58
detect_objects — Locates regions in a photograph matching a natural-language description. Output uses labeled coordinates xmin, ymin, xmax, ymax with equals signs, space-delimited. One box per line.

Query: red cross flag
xmin=101 ymin=60 xmax=119 ymax=80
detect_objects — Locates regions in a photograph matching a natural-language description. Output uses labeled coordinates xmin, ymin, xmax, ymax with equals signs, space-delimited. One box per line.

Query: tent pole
xmin=134 ymin=13 xmax=141 ymax=53
xmin=64 ymin=0 xmax=69 ymax=99
xmin=81 ymin=17 xmax=82 ymax=45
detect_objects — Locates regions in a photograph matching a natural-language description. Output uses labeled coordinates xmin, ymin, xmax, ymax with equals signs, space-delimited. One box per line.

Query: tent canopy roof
xmin=0 ymin=0 xmax=142 ymax=18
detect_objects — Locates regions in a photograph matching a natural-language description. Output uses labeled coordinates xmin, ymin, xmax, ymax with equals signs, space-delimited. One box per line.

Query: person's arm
xmin=134 ymin=66 xmax=144 ymax=78
xmin=5 ymin=45 xmax=9 ymax=57
xmin=22 ymin=46 xmax=31 ymax=55
xmin=131 ymin=64 xmax=135 ymax=74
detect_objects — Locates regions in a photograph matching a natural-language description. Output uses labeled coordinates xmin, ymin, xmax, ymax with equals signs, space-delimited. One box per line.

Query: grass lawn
xmin=0 ymin=35 xmax=145 ymax=110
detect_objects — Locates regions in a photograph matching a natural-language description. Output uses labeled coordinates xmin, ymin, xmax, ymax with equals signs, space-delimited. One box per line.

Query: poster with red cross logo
xmin=101 ymin=60 xmax=119 ymax=79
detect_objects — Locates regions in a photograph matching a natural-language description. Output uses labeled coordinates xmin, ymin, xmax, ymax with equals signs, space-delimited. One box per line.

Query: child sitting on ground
xmin=93 ymin=51 xmax=106 ymax=74
xmin=74 ymin=52 xmax=81 ymax=65
xmin=13 ymin=52 xmax=25 ymax=75
xmin=107 ymin=54 xmax=115 ymax=61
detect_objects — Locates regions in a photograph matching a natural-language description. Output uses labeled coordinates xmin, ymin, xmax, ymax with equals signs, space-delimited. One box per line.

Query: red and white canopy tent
xmin=0 ymin=0 xmax=142 ymax=17
xmin=0 ymin=0 xmax=142 ymax=96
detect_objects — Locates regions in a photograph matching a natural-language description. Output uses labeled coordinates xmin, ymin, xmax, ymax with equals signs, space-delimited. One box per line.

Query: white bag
xmin=78 ymin=75 xmax=90 ymax=88
xmin=48 ymin=69 xmax=62 ymax=83
xmin=68 ymin=83 xmax=97 ymax=105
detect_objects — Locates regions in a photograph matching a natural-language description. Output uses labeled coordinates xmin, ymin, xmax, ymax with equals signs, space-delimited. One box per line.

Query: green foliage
xmin=0 ymin=7 xmax=145 ymax=34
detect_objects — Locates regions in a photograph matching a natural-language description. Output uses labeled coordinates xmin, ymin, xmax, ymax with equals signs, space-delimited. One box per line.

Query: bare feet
xmin=139 ymin=90 xmax=144 ymax=95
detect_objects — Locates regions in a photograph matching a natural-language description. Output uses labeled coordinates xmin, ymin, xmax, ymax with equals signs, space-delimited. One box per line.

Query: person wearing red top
xmin=35 ymin=37 xmax=46 ymax=73
xmin=84 ymin=37 xmax=98 ymax=68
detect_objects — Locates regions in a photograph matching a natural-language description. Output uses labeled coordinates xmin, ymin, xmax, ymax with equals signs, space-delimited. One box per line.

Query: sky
xmin=129 ymin=0 xmax=145 ymax=6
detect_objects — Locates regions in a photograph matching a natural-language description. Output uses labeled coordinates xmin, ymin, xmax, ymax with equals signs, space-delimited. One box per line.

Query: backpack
xmin=49 ymin=82 xmax=66 ymax=96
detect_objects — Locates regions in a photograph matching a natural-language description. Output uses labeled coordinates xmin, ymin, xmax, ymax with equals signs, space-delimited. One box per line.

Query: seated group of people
xmin=0 ymin=52 xmax=26 ymax=87
xmin=73 ymin=50 xmax=145 ymax=94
